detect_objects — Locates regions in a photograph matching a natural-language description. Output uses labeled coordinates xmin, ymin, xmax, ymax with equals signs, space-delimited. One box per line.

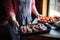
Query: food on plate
xmin=26 ymin=25 xmax=32 ymax=33
xmin=34 ymin=25 xmax=40 ymax=30
xmin=20 ymin=26 xmax=24 ymax=33
xmin=31 ymin=25 xmax=40 ymax=32
xmin=20 ymin=26 xmax=27 ymax=34
xmin=20 ymin=23 xmax=48 ymax=34
xmin=38 ymin=16 xmax=58 ymax=23
xmin=38 ymin=24 xmax=47 ymax=30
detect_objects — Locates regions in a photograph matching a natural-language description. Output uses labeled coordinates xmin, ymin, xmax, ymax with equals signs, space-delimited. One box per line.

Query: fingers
xmin=16 ymin=21 xmax=19 ymax=27
xmin=38 ymin=16 xmax=43 ymax=21
xmin=12 ymin=20 xmax=20 ymax=27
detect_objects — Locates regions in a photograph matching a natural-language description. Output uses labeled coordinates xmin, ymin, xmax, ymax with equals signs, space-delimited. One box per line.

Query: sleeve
xmin=4 ymin=0 xmax=16 ymax=20
xmin=31 ymin=0 xmax=35 ymax=12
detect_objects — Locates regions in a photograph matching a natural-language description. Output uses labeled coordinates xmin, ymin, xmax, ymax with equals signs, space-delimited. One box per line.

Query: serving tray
xmin=19 ymin=23 xmax=51 ymax=36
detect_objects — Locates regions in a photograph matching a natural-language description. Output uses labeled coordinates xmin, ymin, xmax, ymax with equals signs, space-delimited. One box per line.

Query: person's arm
xmin=4 ymin=0 xmax=16 ymax=21
xmin=31 ymin=0 xmax=42 ymax=17
xmin=4 ymin=0 xmax=19 ymax=27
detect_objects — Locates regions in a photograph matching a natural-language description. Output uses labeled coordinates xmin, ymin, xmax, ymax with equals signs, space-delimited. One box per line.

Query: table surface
xmin=39 ymin=29 xmax=60 ymax=39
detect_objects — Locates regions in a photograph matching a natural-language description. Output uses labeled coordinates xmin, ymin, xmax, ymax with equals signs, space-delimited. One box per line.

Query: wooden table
xmin=24 ymin=29 xmax=60 ymax=40
xmin=39 ymin=29 xmax=60 ymax=39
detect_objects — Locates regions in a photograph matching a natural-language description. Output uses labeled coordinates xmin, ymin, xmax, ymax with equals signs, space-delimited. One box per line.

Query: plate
xmin=38 ymin=21 xmax=55 ymax=24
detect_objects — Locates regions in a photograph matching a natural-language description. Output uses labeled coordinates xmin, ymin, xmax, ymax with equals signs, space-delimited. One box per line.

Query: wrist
xmin=36 ymin=13 xmax=40 ymax=17
xmin=9 ymin=12 xmax=16 ymax=21
xmin=11 ymin=16 xmax=16 ymax=21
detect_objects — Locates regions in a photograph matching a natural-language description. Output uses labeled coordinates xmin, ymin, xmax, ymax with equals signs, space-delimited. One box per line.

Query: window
xmin=48 ymin=0 xmax=60 ymax=17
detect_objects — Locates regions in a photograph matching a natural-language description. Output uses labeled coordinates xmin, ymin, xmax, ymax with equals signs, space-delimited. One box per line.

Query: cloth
xmin=16 ymin=0 xmax=32 ymax=25
xmin=4 ymin=0 xmax=35 ymax=20
xmin=7 ymin=23 xmax=20 ymax=40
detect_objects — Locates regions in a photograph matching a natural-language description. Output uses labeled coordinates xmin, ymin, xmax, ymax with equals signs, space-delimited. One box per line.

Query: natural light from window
xmin=49 ymin=0 xmax=60 ymax=17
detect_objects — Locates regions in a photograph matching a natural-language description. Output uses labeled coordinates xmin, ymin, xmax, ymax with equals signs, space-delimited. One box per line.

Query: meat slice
xmin=20 ymin=26 xmax=27 ymax=34
xmin=26 ymin=25 xmax=32 ymax=33
xmin=38 ymin=24 xmax=47 ymax=30
xmin=20 ymin=26 xmax=24 ymax=33
xmin=32 ymin=25 xmax=39 ymax=32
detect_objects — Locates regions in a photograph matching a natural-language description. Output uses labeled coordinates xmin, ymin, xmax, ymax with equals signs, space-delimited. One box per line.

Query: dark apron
xmin=16 ymin=0 xmax=32 ymax=25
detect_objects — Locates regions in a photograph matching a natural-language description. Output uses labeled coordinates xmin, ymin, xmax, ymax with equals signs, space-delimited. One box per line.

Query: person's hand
xmin=12 ymin=20 xmax=19 ymax=28
xmin=37 ymin=14 xmax=43 ymax=21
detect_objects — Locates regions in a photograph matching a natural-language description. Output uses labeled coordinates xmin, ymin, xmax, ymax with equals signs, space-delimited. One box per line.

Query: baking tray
xmin=19 ymin=23 xmax=51 ymax=36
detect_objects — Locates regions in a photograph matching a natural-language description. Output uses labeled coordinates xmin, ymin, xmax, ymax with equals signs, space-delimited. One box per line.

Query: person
xmin=4 ymin=0 xmax=42 ymax=40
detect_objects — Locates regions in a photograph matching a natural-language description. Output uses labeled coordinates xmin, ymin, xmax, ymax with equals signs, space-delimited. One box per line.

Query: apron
xmin=16 ymin=0 xmax=32 ymax=25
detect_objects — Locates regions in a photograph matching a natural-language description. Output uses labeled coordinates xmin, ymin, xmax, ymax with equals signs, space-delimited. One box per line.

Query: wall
xmin=42 ymin=0 xmax=48 ymax=16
